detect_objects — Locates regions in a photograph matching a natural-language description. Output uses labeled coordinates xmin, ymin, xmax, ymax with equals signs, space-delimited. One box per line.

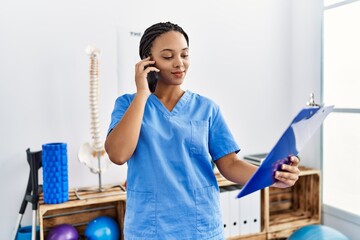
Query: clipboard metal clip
xmin=306 ymin=93 xmax=321 ymax=107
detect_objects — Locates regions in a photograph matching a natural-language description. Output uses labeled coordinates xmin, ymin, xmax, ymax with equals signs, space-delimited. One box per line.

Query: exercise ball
xmin=289 ymin=225 xmax=349 ymax=240
xmin=84 ymin=216 xmax=120 ymax=240
xmin=47 ymin=224 xmax=78 ymax=240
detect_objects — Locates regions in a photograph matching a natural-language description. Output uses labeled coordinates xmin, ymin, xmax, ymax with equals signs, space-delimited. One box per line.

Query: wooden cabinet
xmin=264 ymin=167 xmax=321 ymax=239
xmin=38 ymin=167 xmax=320 ymax=240
xmin=38 ymin=186 xmax=126 ymax=240
xmin=217 ymin=167 xmax=321 ymax=240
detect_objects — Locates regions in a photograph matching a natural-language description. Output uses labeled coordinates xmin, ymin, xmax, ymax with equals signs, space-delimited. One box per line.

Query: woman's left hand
xmin=272 ymin=156 xmax=301 ymax=188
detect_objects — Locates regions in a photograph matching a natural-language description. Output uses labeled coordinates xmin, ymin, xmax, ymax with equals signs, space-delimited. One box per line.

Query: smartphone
xmin=143 ymin=54 xmax=159 ymax=92
xmin=147 ymin=70 xmax=158 ymax=92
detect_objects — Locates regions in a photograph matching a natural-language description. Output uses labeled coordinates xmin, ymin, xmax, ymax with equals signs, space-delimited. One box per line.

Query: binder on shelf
xmin=229 ymin=187 xmax=242 ymax=236
xmin=237 ymin=189 xmax=250 ymax=235
xmin=220 ymin=188 xmax=231 ymax=238
xmin=249 ymin=190 xmax=261 ymax=234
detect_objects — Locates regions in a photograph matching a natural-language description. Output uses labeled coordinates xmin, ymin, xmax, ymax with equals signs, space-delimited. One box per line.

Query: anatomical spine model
xmin=78 ymin=45 xmax=111 ymax=191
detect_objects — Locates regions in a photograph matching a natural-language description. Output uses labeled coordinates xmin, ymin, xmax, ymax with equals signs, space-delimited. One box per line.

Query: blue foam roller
xmin=42 ymin=143 xmax=69 ymax=204
xmin=289 ymin=225 xmax=350 ymax=240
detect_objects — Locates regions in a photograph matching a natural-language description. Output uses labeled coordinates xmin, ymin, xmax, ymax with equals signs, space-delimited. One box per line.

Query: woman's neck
xmin=154 ymin=87 xmax=185 ymax=111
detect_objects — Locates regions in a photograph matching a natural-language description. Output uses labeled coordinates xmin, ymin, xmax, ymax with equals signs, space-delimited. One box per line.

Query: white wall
xmin=291 ymin=1 xmax=360 ymax=238
xmin=290 ymin=0 xmax=324 ymax=169
xmin=323 ymin=204 xmax=360 ymax=240
xmin=0 ymin=0 xmax=325 ymax=239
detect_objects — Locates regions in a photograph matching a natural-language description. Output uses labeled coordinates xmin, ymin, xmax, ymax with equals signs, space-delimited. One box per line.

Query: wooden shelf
xmin=228 ymin=232 xmax=267 ymax=240
xmin=216 ymin=167 xmax=321 ymax=240
xmin=265 ymin=167 xmax=321 ymax=239
xmin=38 ymin=185 xmax=126 ymax=240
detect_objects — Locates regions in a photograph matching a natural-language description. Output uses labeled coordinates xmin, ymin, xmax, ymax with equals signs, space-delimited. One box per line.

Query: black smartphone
xmin=143 ymin=54 xmax=159 ymax=92
xmin=147 ymin=70 xmax=159 ymax=93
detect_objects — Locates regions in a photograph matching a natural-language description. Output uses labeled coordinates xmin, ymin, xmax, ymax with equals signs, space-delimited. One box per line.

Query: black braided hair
xmin=139 ymin=22 xmax=189 ymax=59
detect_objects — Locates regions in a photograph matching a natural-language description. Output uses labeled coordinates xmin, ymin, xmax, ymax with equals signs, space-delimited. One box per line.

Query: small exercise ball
xmin=84 ymin=216 xmax=120 ymax=240
xmin=289 ymin=225 xmax=350 ymax=240
xmin=47 ymin=224 xmax=79 ymax=240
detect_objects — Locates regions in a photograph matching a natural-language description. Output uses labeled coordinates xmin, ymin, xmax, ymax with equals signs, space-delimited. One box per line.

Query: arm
xmin=215 ymin=152 xmax=257 ymax=185
xmin=105 ymin=57 xmax=159 ymax=165
xmin=105 ymin=93 xmax=149 ymax=165
xmin=215 ymin=152 xmax=300 ymax=188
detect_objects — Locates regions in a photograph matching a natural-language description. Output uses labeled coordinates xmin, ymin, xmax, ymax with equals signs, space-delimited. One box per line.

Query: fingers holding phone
xmin=135 ymin=57 xmax=160 ymax=94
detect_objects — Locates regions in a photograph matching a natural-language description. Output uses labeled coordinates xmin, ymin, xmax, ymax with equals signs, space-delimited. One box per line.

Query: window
xmin=323 ymin=0 xmax=360 ymax=215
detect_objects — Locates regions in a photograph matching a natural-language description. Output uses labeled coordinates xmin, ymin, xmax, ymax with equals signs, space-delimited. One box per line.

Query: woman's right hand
xmin=135 ymin=57 xmax=160 ymax=95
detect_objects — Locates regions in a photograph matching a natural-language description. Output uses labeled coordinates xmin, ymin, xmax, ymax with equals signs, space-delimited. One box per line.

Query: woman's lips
xmin=172 ymin=71 xmax=185 ymax=78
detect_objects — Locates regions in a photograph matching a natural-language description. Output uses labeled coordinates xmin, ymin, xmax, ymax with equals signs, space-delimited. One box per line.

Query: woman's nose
xmin=173 ymin=57 xmax=184 ymax=68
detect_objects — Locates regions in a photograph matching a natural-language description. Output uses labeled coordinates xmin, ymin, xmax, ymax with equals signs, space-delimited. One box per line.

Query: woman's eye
xmin=162 ymin=56 xmax=172 ymax=60
xmin=182 ymin=55 xmax=189 ymax=58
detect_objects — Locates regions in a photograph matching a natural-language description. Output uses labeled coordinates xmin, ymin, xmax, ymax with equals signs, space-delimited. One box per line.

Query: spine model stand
xmin=76 ymin=45 xmax=119 ymax=199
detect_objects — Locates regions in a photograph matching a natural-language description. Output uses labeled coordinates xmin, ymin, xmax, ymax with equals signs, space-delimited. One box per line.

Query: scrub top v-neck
xmin=108 ymin=90 xmax=240 ymax=240
xmin=148 ymin=90 xmax=190 ymax=116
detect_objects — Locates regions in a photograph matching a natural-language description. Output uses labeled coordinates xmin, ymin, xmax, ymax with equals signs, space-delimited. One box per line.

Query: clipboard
xmin=237 ymin=103 xmax=334 ymax=198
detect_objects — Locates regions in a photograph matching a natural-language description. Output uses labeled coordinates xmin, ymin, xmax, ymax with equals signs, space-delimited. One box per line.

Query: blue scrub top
xmin=108 ymin=91 xmax=240 ymax=240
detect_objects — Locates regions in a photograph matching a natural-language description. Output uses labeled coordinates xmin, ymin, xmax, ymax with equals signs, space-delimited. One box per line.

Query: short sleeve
xmin=107 ymin=94 xmax=135 ymax=135
xmin=208 ymin=107 xmax=240 ymax=160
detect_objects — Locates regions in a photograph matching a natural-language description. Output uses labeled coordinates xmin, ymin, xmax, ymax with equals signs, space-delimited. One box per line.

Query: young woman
xmin=105 ymin=22 xmax=300 ymax=240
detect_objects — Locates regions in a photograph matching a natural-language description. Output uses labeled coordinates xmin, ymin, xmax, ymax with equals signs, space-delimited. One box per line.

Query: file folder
xmin=229 ymin=187 xmax=242 ymax=236
xmin=248 ymin=190 xmax=261 ymax=234
xmin=237 ymin=105 xmax=334 ymax=198
xmin=220 ymin=188 xmax=231 ymax=238
xmin=237 ymin=190 xmax=250 ymax=235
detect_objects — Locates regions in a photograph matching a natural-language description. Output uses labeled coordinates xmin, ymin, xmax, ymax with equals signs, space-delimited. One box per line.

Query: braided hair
xmin=139 ymin=22 xmax=189 ymax=59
